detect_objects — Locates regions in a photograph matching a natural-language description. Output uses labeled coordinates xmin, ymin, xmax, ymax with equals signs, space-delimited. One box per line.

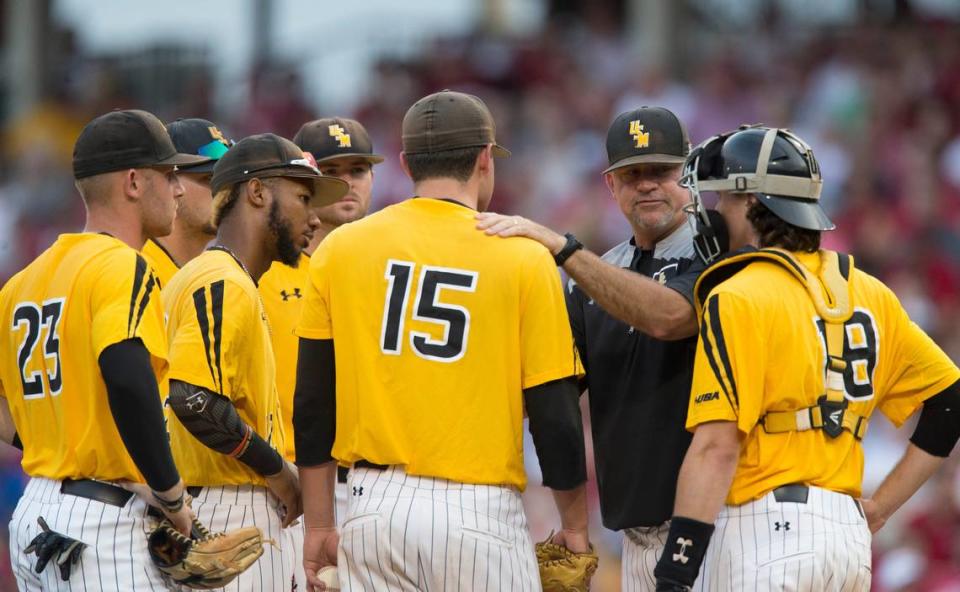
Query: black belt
xmin=187 ymin=486 xmax=202 ymax=497
xmin=337 ymin=466 xmax=349 ymax=484
xmin=61 ymin=479 xmax=133 ymax=508
xmin=772 ymin=484 xmax=809 ymax=504
xmin=354 ymin=460 xmax=388 ymax=471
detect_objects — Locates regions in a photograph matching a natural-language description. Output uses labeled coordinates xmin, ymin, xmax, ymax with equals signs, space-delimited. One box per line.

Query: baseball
xmin=316 ymin=566 xmax=340 ymax=591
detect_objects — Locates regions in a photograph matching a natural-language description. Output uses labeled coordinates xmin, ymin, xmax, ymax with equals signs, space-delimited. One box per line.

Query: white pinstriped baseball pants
xmin=621 ymin=522 xmax=670 ymax=592
xmin=338 ymin=466 xmax=540 ymax=591
xmin=9 ymin=477 xmax=173 ymax=591
xmin=695 ymin=486 xmax=872 ymax=591
xmin=184 ymin=484 xmax=288 ymax=592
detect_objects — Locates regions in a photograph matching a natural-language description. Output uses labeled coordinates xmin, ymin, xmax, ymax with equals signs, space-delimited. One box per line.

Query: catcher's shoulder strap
xmin=693 ymin=247 xmax=868 ymax=440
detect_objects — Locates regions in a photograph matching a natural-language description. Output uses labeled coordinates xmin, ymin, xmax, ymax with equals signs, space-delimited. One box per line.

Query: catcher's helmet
xmin=681 ymin=125 xmax=833 ymax=263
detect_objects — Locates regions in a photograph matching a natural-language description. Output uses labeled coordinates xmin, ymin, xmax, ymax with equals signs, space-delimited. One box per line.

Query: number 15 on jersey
xmin=379 ymin=260 xmax=478 ymax=363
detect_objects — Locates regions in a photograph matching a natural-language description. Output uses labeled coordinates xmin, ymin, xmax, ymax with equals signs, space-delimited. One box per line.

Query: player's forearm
xmin=167 ymin=380 xmax=284 ymax=477
xmin=301 ymin=461 xmax=338 ymax=529
xmin=868 ymin=443 xmax=943 ymax=526
xmin=563 ymin=249 xmax=697 ymax=340
xmin=99 ymin=339 xmax=181 ymax=491
xmin=672 ymin=421 xmax=740 ymax=523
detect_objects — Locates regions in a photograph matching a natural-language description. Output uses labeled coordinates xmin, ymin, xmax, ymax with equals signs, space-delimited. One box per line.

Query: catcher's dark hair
xmin=404 ymin=146 xmax=484 ymax=183
xmin=747 ymin=199 xmax=821 ymax=252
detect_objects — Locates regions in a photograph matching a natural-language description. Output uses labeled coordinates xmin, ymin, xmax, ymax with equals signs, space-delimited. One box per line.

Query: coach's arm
xmin=476 ymin=213 xmax=696 ymax=340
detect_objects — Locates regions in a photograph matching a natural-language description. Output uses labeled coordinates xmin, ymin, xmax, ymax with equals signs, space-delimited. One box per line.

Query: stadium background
xmin=1 ymin=0 xmax=959 ymax=589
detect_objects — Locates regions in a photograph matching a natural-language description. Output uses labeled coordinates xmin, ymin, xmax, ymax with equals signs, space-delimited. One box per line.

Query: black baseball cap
xmin=604 ymin=106 xmax=690 ymax=174
xmin=166 ymin=118 xmax=234 ymax=174
xmin=210 ymin=133 xmax=348 ymax=207
xmin=293 ymin=118 xmax=384 ymax=165
xmin=402 ymin=90 xmax=510 ymax=157
xmin=73 ymin=109 xmax=210 ymax=179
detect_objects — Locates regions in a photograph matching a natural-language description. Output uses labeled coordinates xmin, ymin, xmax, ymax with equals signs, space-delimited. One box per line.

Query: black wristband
xmin=152 ymin=489 xmax=185 ymax=513
xmin=654 ymin=516 xmax=715 ymax=588
xmin=553 ymin=233 xmax=583 ymax=266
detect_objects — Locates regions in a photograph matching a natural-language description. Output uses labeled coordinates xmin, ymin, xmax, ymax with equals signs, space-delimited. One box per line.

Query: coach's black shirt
xmin=566 ymin=223 xmax=704 ymax=530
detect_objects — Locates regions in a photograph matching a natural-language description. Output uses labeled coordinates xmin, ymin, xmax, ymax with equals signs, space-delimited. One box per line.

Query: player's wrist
xmin=653 ymin=516 xmax=715 ymax=588
xmin=152 ymin=482 xmax=187 ymax=513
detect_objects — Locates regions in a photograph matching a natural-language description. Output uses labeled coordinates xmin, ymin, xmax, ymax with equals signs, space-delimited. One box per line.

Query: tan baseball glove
xmin=535 ymin=533 xmax=599 ymax=592
xmin=147 ymin=517 xmax=265 ymax=589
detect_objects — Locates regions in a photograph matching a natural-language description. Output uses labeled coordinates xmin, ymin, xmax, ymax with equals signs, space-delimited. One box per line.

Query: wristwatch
xmin=554 ymin=233 xmax=584 ymax=266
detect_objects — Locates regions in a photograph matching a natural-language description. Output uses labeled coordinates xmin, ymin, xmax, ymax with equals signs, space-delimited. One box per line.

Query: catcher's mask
xmin=680 ymin=125 xmax=831 ymax=264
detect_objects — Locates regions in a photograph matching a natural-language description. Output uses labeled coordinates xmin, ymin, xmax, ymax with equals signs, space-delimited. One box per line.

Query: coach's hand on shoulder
xmin=266 ymin=461 xmax=303 ymax=527
xmin=859 ymin=497 xmax=887 ymax=533
xmin=304 ymin=525 xmax=339 ymax=589
xmin=476 ymin=212 xmax=566 ymax=254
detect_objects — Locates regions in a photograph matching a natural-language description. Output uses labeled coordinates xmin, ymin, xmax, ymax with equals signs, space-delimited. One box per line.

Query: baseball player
xmin=653 ymin=126 xmax=960 ymax=591
xmin=161 ymin=133 xmax=348 ymax=591
xmin=0 ymin=109 xmax=206 ymax=589
xmin=259 ymin=117 xmax=382 ymax=590
xmin=142 ymin=118 xmax=233 ymax=287
xmin=478 ymin=107 xmax=724 ymax=590
xmin=294 ymin=90 xmax=591 ymax=590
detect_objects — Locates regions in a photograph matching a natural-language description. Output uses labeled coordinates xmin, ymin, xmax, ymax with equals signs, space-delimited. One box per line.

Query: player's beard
xmin=268 ymin=200 xmax=301 ymax=267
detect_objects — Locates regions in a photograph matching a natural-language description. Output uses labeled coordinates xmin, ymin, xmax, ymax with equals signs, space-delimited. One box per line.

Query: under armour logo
xmin=672 ymin=537 xmax=693 ymax=564
xmin=775 ymin=521 xmax=791 ymax=531
xmin=329 ymin=124 xmax=351 ymax=148
xmin=352 ymin=486 xmax=364 ymax=496
xmin=280 ymin=288 xmax=302 ymax=301
xmin=185 ymin=391 xmax=209 ymax=412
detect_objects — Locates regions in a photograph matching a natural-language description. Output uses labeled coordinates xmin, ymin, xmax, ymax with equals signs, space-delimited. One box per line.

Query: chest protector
xmin=693 ymin=248 xmax=869 ymax=441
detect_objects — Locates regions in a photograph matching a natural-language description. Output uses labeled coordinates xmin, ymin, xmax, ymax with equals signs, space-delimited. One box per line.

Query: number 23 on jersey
xmin=379 ymin=260 xmax=478 ymax=363
xmin=11 ymin=298 xmax=65 ymax=399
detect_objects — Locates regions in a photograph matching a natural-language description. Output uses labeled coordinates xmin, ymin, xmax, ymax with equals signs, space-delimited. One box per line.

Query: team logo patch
xmin=291 ymin=151 xmax=320 ymax=173
xmin=694 ymin=391 xmax=720 ymax=404
xmin=629 ymin=120 xmax=649 ymax=148
xmin=329 ymin=124 xmax=352 ymax=148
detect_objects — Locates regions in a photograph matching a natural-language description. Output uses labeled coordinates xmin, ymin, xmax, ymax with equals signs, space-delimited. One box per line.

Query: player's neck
xmin=84 ymin=209 xmax=147 ymax=250
xmin=413 ymin=178 xmax=479 ymax=210
xmin=153 ymin=229 xmax=213 ymax=267
xmin=215 ymin=220 xmax=272 ymax=283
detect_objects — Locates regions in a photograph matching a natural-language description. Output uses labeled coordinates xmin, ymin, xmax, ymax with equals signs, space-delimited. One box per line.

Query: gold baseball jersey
xmin=688 ymin=250 xmax=960 ymax=504
xmin=296 ymin=198 xmax=583 ymax=489
xmin=142 ymin=238 xmax=180 ymax=288
xmin=0 ymin=233 xmax=167 ymax=481
xmin=258 ymin=254 xmax=310 ymax=461
xmin=163 ymin=249 xmax=284 ymax=486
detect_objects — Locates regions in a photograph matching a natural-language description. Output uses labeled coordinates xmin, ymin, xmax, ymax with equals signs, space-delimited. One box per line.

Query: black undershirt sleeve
xmin=910 ymin=379 xmax=960 ymax=457
xmin=98 ymin=339 xmax=180 ymax=491
xmin=293 ymin=338 xmax=336 ymax=467
xmin=167 ymin=380 xmax=283 ymax=476
xmin=11 ymin=433 xmax=22 ymax=450
xmin=524 ymin=376 xmax=587 ymax=490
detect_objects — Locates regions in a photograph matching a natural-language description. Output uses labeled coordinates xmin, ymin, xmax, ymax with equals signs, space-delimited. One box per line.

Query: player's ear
xmin=476 ymin=145 xmax=493 ymax=175
xmin=246 ymin=178 xmax=267 ymax=208
xmin=122 ymin=169 xmax=143 ymax=201
xmin=398 ymin=152 xmax=412 ymax=179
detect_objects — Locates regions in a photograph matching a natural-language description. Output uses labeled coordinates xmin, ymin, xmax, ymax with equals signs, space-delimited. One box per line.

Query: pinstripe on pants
xmin=9 ymin=477 xmax=174 ymax=591
xmin=338 ymin=466 xmax=540 ymax=591
xmin=694 ymin=486 xmax=871 ymax=591
xmin=622 ymin=522 xmax=670 ymax=592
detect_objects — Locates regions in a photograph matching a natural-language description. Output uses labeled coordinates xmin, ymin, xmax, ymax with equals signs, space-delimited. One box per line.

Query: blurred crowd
xmin=2 ymin=8 xmax=960 ymax=591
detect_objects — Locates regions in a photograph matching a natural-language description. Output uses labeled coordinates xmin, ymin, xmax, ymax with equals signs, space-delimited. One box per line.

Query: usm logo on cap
xmin=208 ymin=126 xmax=229 ymax=146
xmin=629 ymin=121 xmax=649 ymax=148
xmin=328 ymin=124 xmax=351 ymax=148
